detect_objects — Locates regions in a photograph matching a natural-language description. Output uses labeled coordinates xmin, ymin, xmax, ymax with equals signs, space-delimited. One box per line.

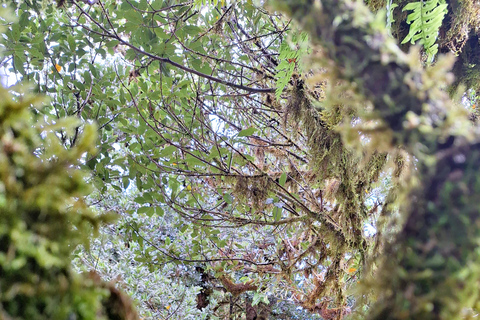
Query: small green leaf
xmin=155 ymin=207 xmax=164 ymax=217
xmin=252 ymin=292 xmax=262 ymax=306
xmin=13 ymin=55 xmax=25 ymax=75
xmin=134 ymin=196 xmax=146 ymax=204
xmin=238 ymin=127 xmax=256 ymax=137
xmin=279 ymin=172 xmax=287 ymax=187
xmin=223 ymin=193 xmax=233 ymax=204
xmin=160 ymin=145 xmax=177 ymax=157
xmin=122 ymin=177 xmax=130 ymax=189
xmin=137 ymin=206 xmax=154 ymax=216
xmin=123 ymin=10 xmax=143 ymax=24
xmin=273 ymin=207 xmax=282 ymax=221
xmin=217 ymin=239 xmax=227 ymax=248
xmin=67 ymin=35 xmax=76 ymax=51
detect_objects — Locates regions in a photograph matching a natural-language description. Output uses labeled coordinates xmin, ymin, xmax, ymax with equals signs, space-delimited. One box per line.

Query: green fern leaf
xmin=274 ymin=32 xmax=309 ymax=100
xmin=401 ymin=0 xmax=447 ymax=63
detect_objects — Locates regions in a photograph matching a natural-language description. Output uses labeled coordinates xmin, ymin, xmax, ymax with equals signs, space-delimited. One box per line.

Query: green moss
xmin=366 ymin=145 xmax=480 ymax=319
xmin=0 ymin=85 xmax=136 ymax=319
xmin=272 ymin=0 xmax=480 ymax=318
xmin=365 ymin=0 xmax=386 ymax=12
xmin=451 ymin=34 xmax=480 ymax=92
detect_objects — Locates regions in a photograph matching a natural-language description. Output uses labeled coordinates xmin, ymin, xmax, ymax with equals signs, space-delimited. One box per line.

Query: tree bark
xmin=271 ymin=0 xmax=480 ymax=319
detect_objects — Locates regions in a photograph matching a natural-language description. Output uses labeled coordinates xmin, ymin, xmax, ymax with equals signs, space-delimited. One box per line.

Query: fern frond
xmin=401 ymin=0 xmax=448 ymax=63
xmin=275 ymin=32 xmax=309 ymax=100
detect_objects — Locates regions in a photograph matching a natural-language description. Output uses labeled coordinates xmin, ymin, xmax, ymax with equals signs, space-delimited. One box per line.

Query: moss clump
xmin=0 ymin=85 xmax=138 ymax=320
xmin=365 ymin=0 xmax=385 ymax=12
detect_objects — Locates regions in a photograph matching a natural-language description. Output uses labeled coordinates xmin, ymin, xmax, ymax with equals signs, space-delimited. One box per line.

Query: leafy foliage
xmin=193 ymin=0 xmax=228 ymax=8
xmin=0 ymin=83 xmax=113 ymax=319
xmin=401 ymin=0 xmax=448 ymax=62
xmin=3 ymin=0 xmax=480 ymax=319
xmin=0 ymin=0 xmax=406 ymax=317
xmin=275 ymin=31 xmax=309 ymax=99
xmin=75 ymin=211 xmax=212 ymax=320
xmin=0 ymin=8 xmax=139 ymax=318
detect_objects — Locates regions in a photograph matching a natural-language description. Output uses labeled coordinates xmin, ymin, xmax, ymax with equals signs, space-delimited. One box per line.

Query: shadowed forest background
xmin=1 ymin=0 xmax=480 ymax=319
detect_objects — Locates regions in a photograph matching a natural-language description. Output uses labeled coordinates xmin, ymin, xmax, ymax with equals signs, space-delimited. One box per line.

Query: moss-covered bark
xmin=368 ymin=141 xmax=480 ymax=319
xmin=271 ymin=0 xmax=480 ymax=319
xmin=273 ymin=0 xmax=425 ymax=141
xmin=390 ymin=0 xmax=480 ymax=91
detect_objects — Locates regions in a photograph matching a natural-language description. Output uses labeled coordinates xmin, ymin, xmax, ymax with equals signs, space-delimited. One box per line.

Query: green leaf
xmin=401 ymin=0 xmax=447 ymax=63
xmin=137 ymin=207 xmax=150 ymax=214
xmin=273 ymin=207 xmax=282 ymax=221
xmin=238 ymin=127 xmax=256 ymax=137
xmin=223 ymin=193 xmax=233 ymax=204
xmin=155 ymin=207 xmax=164 ymax=217
xmin=217 ymin=239 xmax=227 ymax=248
xmin=160 ymin=145 xmax=177 ymax=157
xmin=13 ymin=55 xmax=25 ymax=75
xmin=67 ymin=35 xmax=76 ymax=51
xmin=122 ymin=177 xmax=130 ymax=189
xmin=134 ymin=196 xmax=146 ymax=204
xmin=185 ymin=157 xmax=205 ymax=166
xmin=279 ymin=172 xmax=287 ymax=187
xmin=123 ymin=10 xmax=144 ymax=24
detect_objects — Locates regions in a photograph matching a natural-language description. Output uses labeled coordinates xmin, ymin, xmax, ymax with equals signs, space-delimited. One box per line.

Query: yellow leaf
xmin=55 ymin=64 xmax=62 ymax=72
xmin=348 ymin=267 xmax=357 ymax=274
xmin=186 ymin=185 xmax=192 ymax=191
xmin=165 ymin=305 xmax=171 ymax=310
xmin=172 ymin=163 xmax=177 ymax=166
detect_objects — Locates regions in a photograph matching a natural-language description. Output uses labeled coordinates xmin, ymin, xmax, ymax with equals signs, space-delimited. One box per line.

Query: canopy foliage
xmin=2 ymin=0 xmax=480 ymax=319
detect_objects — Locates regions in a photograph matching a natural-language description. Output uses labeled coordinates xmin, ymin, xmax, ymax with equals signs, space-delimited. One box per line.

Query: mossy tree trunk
xmin=271 ymin=0 xmax=480 ymax=319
